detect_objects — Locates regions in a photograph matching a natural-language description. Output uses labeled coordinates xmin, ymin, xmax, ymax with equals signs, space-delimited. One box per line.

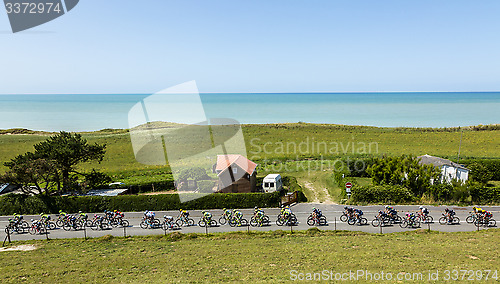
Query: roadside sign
xmin=345 ymin=182 xmax=352 ymax=193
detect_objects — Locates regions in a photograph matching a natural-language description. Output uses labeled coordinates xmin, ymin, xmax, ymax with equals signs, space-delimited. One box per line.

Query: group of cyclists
xmin=6 ymin=205 xmax=496 ymax=235
xmin=470 ymin=206 xmax=495 ymax=226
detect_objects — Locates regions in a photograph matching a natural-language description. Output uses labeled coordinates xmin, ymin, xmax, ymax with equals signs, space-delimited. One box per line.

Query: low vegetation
xmin=0 ymin=229 xmax=498 ymax=283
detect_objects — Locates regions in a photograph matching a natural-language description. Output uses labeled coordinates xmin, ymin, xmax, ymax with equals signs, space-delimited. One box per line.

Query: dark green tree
xmin=0 ymin=132 xmax=108 ymax=194
xmin=368 ymin=155 xmax=440 ymax=197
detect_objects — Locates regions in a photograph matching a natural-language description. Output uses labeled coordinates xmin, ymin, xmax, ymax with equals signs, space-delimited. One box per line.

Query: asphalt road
xmin=1 ymin=204 xmax=498 ymax=242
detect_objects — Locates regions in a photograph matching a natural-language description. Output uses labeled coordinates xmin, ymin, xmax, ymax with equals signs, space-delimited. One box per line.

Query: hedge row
xmin=350 ymin=185 xmax=415 ymax=204
xmin=470 ymin=186 xmax=500 ymax=204
xmin=460 ymin=159 xmax=500 ymax=181
xmin=0 ymin=192 xmax=281 ymax=215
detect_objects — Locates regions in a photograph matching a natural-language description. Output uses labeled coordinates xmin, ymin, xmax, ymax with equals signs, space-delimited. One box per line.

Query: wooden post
xmin=379 ymin=223 xmax=382 ymax=234
xmin=334 ymin=217 xmax=337 ymax=231
xmin=84 ymin=222 xmax=87 ymax=240
xmin=123 ymin=224 xmax=127 ymax=237
xmin=3 ymin=229 xmax=11 ymax=246
xmin=205 ymin=224 xmax=208 ymax=235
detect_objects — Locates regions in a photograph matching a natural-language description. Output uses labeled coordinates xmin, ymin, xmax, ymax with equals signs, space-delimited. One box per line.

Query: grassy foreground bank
xmin=1 ymin=229 xmax=499 ymax=283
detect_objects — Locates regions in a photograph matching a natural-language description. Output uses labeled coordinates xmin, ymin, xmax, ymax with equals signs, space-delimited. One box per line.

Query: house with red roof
xmin=213 ymin=154 xmax=257 ymax=193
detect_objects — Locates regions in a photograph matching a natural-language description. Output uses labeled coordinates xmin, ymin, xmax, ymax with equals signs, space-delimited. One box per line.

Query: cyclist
xmin=385 ymin=205 xmax=398 ymax=220
xmin=254 ymin=207 xmax=265 ymax=226
xmin=58 ymin=210 xmax=67 ymax=217
xmin=484 ymin=211 xmax=493 ymax=222
xmin=418 ymin=206 xmax=429 ymax=216
xmin=12 ymin=213 xmax=23 ymax=225
xmin=40 ymin=213 xmax=51 ymax=222
xmin=353 ymin=208 xmax=363 ymax=222
xmin=163 ymin=215 xmax=175 ymax=228
xmin=344 ymin=206 xmax=354 ymax=218
xmin=472 ymin=206 xmax=486 ymax=220
xmin=179 ymin=209 xmax=189 ymax=218
xmin=312 ymin=207 xmax=322 ymax=219
xmin=444 ymin=208 xmax=455 ymax=223
xmin=232 ymin=209 xmax=243 ymax=226
xmin=78 ymin=211 xmax=88 ymax=221
xmin=282 ymin=206 xmax=292 ymax=219
xmin=222 ymin=208 xmax=232 ymax=220
xmin=377 ymin=210 xmax=389 ymax=221
xmin=144 ymin=210 xmax=155 ymax=221
xmin=201 ymin=210 xmax=212 ymax=222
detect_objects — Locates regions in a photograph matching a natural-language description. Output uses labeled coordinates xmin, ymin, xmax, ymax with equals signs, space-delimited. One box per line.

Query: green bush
xmin=0 ymin=192 xmax=281 ymax=215
xmin=469 ymin=184 xmax=500 ymax=204
xmin=460 ymin=159 xmax=500 ymax=181
xmin=351 ymin=185 xmax=415 ymax=203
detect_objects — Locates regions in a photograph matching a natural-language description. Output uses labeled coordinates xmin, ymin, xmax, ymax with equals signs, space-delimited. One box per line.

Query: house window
xmin=232 ymin=167 xmax=237 ymax=174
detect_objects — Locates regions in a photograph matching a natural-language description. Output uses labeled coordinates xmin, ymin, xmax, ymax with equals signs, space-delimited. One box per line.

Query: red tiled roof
xmin=215 ymin=155 xmax=257 ymax=175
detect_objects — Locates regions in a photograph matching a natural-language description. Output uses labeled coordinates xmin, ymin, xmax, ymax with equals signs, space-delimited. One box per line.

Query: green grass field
xmin=0 ymin=124 xmax=498 ymax=191
xmin=0 ymin=229 xmax=498 ymax=283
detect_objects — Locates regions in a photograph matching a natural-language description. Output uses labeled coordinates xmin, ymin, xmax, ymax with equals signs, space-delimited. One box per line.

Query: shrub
xmin=351 ymin=185 xmax=415 ymax=203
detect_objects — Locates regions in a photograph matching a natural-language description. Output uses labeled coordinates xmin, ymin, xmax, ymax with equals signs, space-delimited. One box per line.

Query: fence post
xmin=3 ymin=229 xmax=11 ymax=246
xmin=476 ymin=220 xmax=480 ymax=231
xmin=427 ymin=221 xmax=431 ymax=231
xmin=83 ymin=222 xmax=87 ymax=240
xmin=45 ymin=226 xmax=49 ymax=240
xmin=205 ymin=224 xmax=208 ymax=235
xmin=247 ymin=224 xmax=250 ymax=234
xmin=379 ymin=223 xmax=382 ymax=234
xmin=334 ymin=217 xmax=337 ymax=231
xmin=123 ymin=224 xmax=127 ymax=237
xmin=164 ymin=224 xmax=167 ymax=236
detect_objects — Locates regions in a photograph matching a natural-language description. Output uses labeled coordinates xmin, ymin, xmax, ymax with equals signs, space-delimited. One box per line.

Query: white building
xmin=417 ymin=154 xmax=469 ymax=184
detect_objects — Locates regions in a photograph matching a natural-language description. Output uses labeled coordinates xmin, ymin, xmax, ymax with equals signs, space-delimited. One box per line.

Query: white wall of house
xmin=440 ymin=165 xmax=469 ymax=184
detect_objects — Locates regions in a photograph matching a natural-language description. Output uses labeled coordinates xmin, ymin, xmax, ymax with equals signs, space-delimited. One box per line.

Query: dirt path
xmin=302 ymin=181 xmax=336 ymax=204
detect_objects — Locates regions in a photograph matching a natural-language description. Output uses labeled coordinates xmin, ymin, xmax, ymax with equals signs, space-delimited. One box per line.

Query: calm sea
xmin=0 ymin=92 xmax=499 ymax=131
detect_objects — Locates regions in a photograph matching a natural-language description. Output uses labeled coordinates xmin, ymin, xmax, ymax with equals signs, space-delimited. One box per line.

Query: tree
xmin=368 ymin=155 xmax=440 ymax=197
xmin=0 ymin=132 xmax=108 ymax=194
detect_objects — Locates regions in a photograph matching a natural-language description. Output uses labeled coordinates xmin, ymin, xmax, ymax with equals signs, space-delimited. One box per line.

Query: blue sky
xmin=1 ymin=0 xmax=500 ymax=94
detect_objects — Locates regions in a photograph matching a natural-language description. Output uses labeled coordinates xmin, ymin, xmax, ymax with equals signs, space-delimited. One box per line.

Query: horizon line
xmin=1 ymin=91 xmax=500 ymax=95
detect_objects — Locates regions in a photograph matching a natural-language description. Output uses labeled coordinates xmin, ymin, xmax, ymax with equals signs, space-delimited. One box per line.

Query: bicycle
xmin=400 ymin=214 xmax=421 ymax=228
xmin=250 ymin=214 xmax=270 ymax=227
xmin=198 ymin=216 xmax=217 ymax=227
xmin=415 ymin=212 xmax=433 ymax=224
xmin=465 ymin=212 xmax=478 ymax=224
xmin=438 ymin=213 xmax=460 ymax=225
xmin=5 ymin=220 xmax=27 ymax=234
xmin=162 ymin=216 xmax=180 ymax=230
xmin=140 ymin=217 xmax=161 ymax=229
xmin=62 ymin=215 xmax=81 ymax=231
xmin=219 ymin=212 xmax=233 ymax=225
xmin=372 ymin=214 xmax=391 ymax=227
xmin=29 ymin=220 xmax=46 ymax=235
xmin=307 ymin=213 xmax=328 ymax=226
xmin=175 ymin=215 xmax=195 ymax=227
xmin=228 ymin=215 xmax=248 ymax=227
xmin=276 ymin=212 xmax=298 ymax=226
xmin=474 ymin=215 xmax=496 ymax=227
xmin=347 ymin=215 xmax=367 ymax=226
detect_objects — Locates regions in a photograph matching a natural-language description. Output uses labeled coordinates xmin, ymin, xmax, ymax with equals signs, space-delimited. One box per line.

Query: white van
xmin=263 ymin=174 xmax=283 ymax=193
